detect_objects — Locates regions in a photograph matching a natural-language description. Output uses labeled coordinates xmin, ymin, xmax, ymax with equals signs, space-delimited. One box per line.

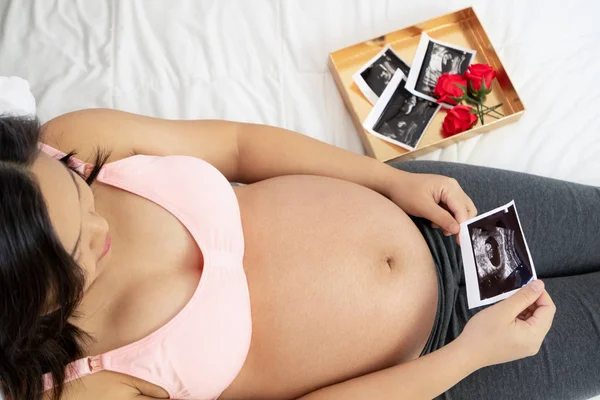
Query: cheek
xmin=77 ymin=254 xmax=98 ymax=291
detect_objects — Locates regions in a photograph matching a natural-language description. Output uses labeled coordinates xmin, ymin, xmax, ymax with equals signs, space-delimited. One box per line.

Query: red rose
xmin=442 ymin=105 xmax=478 ymax=137
xmin=464 ymin=64 xmax=496 ymax=94
xmin=433 ymin=73 xmax=467 ymax=105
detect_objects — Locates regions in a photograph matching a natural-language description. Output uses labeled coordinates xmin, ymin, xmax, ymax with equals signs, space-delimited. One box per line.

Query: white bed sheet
xmin=1 ymin=0 xmax=599 ymax=184
xmin=0 ymin=0 xmax=599 ymax=398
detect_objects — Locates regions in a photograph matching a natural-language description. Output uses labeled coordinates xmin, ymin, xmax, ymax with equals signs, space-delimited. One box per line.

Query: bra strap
xmin=42 ymin=354 xmax=105 ymax=392
xmin=37 ymin=142 xmax=89 ymax=176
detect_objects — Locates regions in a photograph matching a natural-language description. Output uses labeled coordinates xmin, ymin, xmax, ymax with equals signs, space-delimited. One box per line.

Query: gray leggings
xmin=388 ymin=160 xmax=600 ymax=400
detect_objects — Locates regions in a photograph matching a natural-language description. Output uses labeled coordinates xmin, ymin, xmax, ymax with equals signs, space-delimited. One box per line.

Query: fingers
xmin=431 ymin=221 xmax=452 ymax=235
xmin=518 ymin=302 xmax=538 ymax=320
xmin=465 ymin=196 xmax=477 ymax=219
xmin=442 ymin=193 xmax=469 ymax=243
xmin=428 ymin=177 xmax=477 ymax=237
xmin=526 ymin=290 xmax=556 ymax=330
xmin=438 ymin=194 xmax=470 ymax=240
xmin=498 ymin=280 xmax=545 ymax=319
xmin=454 ymin=195 xmax=475 ymax=246
xmin=438 ymin=179 xmax=477 ymax=232
xmin=445 ymin=193 xmax=469 ymax=227
xmin=431 ymin=218 xmax=463 ymax=245
xmin=445 ymin=191 xmax=477 ymax=223
xmin=427 ymin=204 xmax=459 ymax=235
xmin=518 ymin=310 xmax=533 ymax=321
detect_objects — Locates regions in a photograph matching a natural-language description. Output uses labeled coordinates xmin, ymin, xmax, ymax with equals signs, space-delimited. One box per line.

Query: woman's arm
xmin=40 ymin=109 xmax=242 ymax=179
xmin=41 ymin=108 xmax=477 ymax=233
xmin=233 ymin=122 xmax=402 ymax=195
xmin=41 ymin=109 xmax=476 ymax=233
xmin=40 ymin=108 xmax=402 ymax=195
xmin=298 ymin=338 xmax=477 ymax=400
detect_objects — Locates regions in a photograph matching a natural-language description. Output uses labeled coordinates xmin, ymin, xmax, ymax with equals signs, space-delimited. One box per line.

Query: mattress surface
xmin=0 ymin=0 xmax=599 ymax=398
xmin=0 ymin=0 xmax=598 ymax=185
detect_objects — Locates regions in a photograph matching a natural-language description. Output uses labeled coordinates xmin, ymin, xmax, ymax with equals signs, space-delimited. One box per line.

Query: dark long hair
xmin=0 ymin=115 xmax=109 ymax=400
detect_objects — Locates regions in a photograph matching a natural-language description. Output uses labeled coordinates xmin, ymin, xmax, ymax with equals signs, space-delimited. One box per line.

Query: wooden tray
xmin=328 ymin=7 xmax=525 ymax=162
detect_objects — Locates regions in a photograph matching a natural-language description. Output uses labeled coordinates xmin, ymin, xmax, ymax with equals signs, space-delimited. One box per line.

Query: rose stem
xmin=481 ymin=103 xmax=504 ymax=117
xmin=476 ymin=102 xmax=484 ymax=125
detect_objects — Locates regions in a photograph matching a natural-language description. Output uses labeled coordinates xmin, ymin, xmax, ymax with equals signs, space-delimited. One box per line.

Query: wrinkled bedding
xmin=0 ymin=0 xmax=599 ymax=398
xmin=1 ymin=0 xmax=599 ymax=186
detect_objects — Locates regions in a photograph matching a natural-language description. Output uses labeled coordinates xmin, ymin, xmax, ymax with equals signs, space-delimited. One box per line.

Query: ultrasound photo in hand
xmin=362 ymin=70 xmax=440 ymax=151
xmin=353 ymin=45 xmax=411 ymax=105
xmin=459 ymin=201 xmax=537 ymax=309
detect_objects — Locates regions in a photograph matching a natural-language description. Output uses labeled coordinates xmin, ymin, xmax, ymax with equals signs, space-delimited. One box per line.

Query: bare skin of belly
xmin=222 ymin=175 xmax=438 ymax=399
xmin=60 ymin=174 xmax=438 ymax=399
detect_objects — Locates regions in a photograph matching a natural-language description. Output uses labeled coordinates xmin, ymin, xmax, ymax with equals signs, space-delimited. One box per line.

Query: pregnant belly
xmin=223 ymin=175 xmax=438 ymax=400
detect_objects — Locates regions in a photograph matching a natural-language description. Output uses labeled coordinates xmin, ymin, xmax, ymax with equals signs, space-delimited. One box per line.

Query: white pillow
xmin=0 ymin=76 xmax=36 ymax=117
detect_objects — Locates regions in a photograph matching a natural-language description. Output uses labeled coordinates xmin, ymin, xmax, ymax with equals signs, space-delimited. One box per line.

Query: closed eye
xmin=58 ymin=148 xmax=111 ymax=187
xmin=58 ymin=152 xmax=97 ymax=186
xmin=57 ymin=154 xmax=83 ymax=258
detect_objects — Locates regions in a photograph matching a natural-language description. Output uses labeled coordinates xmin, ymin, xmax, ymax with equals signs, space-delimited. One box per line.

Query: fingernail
xmin=530 ymin=280 xmax=543 ymax=292
xmin=448 ymin=223 xmax=458 ymax=233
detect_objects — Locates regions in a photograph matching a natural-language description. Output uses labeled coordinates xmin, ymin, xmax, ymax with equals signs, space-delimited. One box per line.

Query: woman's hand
xmin=386 ymin=172 xmax=477 ymax=241
xmin=457 ymin=280 xmax=556 ymax=368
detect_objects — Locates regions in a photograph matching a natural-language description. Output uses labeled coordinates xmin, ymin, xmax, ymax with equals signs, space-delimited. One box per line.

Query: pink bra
xmin=39 ymin=143 xmax=252 ymax=399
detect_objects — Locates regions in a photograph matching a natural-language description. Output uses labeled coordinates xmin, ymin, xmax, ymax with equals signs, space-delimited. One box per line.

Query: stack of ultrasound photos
xmin=354 ymin=33 xmax=477 ymax=151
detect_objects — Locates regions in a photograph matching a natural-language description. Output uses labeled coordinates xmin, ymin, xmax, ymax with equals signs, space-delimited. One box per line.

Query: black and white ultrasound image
xmin=468 ymin=205 xmax=533 ymax=300
xmin=415 ymin=41 xmax=473 ymax=96
xmin=360 ymin=49 xmax=410 ymax=98
xmin=372 ymin=78 xmax=438 ymax=148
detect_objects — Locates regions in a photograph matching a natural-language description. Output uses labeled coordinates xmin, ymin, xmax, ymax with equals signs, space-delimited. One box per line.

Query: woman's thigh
xmin=442 ymin=271 xmax=600 ymax=400
xmin=388 ymin=160 xmax=600 ymax=278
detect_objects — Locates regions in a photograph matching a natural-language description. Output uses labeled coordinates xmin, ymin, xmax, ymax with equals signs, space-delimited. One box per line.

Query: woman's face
xmin=30 ymin=153 xmax=110 ymax=290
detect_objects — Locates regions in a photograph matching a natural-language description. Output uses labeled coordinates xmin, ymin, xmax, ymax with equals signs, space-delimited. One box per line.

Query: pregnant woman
xmin=1 ymin=109 xmax=598 ymax=400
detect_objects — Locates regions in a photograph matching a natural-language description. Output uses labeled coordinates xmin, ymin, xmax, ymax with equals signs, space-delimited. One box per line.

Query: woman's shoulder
xmin=40 ymin=109 xmax=139 ymax=164
xmin=40 ymin=108 xmax=241 ymax=181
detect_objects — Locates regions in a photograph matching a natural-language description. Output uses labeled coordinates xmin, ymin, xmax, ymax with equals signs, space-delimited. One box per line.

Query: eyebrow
xmin=59 ymin=162 xmax=82 ymax=257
